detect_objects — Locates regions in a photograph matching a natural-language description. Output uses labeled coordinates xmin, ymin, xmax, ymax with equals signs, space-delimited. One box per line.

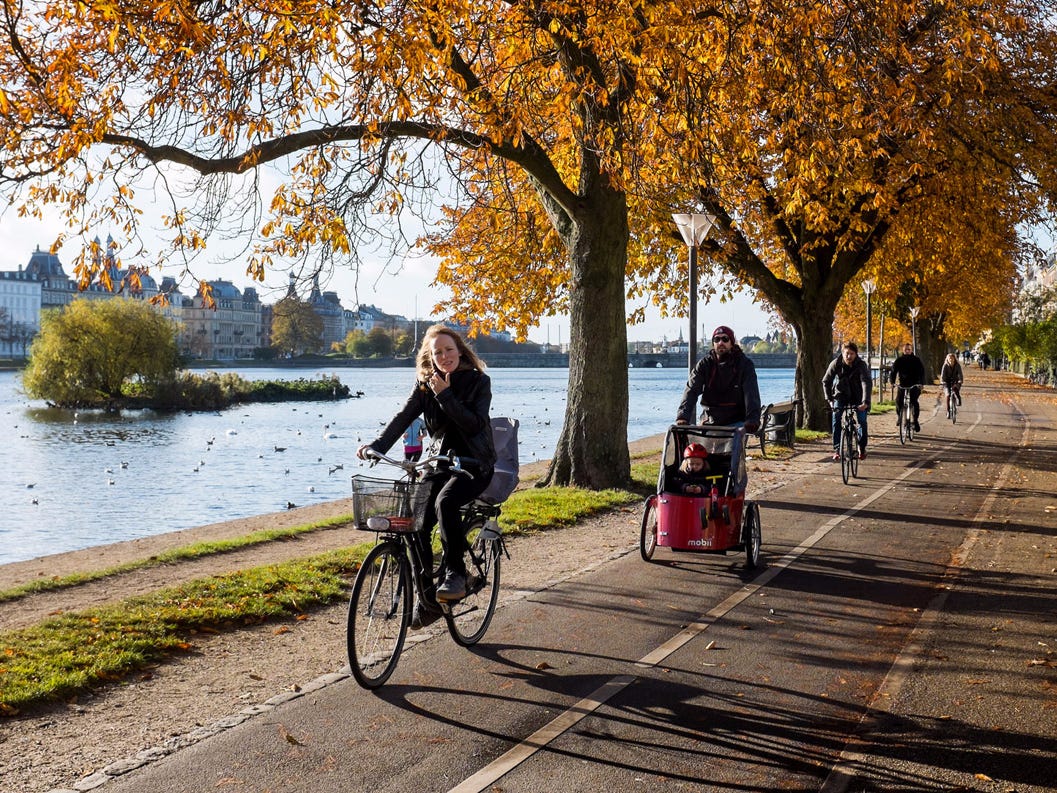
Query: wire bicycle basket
xmin=351 ymin=475 xmax=432 ymax=533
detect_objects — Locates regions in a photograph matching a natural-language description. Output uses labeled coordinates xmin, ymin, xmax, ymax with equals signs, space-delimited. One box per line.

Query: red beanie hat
xmin=712 ymin=325 xmax=735 ymax=341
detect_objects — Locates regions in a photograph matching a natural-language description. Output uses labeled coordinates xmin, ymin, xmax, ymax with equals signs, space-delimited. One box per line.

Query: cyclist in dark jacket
xmin=822 ymin=341 xmax=872 ymax=460
xmin=889 ymin=343 xmax=926 ymax=432
xmin=940 ymin=353 xmax=964 ymax=415
xmin=358 ymin=324 xmax=496 ymax=607
xmin=675 ymin=326 xmax=760 ymax=495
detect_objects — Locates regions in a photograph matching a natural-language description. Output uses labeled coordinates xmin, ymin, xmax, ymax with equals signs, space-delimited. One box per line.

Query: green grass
xmin=0 ymin=458 xmax=663 ymax=713
xmin=0 ymin=517 xmax=354 ymax=605
xmin=871 ymin=400 xmax=897 ymax=415
xmin=0 ymin=548 xmax=363 ymax=713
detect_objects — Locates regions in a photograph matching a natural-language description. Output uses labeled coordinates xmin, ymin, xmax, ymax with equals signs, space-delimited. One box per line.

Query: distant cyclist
xmin=940 ymin=353 xmax=963 ymax=417
xmin=889 ymin=342 xmax=925 ymax=432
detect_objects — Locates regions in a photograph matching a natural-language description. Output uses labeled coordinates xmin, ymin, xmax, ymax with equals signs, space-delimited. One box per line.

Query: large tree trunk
xmin=920 ymin=314 xmax=948 ymax=381
xmin=542 ymin=187 xmax=631 ymax=489
xmin=792 ymin=308 xmax=838 ymax=431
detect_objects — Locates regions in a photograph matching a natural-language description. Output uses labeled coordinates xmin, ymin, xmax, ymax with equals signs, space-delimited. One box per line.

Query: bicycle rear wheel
xmin=446 ymin=521 xmax=502 ymax=647
xmin=841 ymin=421 xmax=855 ymax=484
xmin=347 ymin=542 xmax=410 ymax=689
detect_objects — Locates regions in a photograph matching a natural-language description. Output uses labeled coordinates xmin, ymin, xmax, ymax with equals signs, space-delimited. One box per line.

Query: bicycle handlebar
xmin=362 ymin=448 xmax=474 ymax=478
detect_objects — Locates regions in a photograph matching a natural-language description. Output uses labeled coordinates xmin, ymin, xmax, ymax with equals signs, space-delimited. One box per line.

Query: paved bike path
xmin=92 ymin=369 xmax=1057 ymax=793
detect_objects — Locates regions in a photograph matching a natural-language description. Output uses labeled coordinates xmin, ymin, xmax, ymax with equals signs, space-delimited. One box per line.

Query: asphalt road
xmin=94 ymin=370 xmax=1057 ymax=793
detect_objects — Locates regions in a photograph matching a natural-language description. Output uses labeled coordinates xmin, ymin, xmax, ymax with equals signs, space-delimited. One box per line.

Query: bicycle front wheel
xmin=841 ymin=422 xmax=854 ymax=484
xmin=446 ymin=521 xmax=502 ymax=647
xmin=951 ymin=401 xmax=958 ymax=424
xmin=743 ymin=500 xmax=761 ymax=569
xmin=640 ymin=496 xmax=658 ymax=562
xmin=898 ymin=408 xmax=908 ymax=444
xmin=347 ymin=542 xmax=411 ymax=689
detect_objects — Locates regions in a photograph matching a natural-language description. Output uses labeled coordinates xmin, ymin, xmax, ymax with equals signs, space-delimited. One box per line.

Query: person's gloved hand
xmin=744 ymin=421 xmax=760 ymax=434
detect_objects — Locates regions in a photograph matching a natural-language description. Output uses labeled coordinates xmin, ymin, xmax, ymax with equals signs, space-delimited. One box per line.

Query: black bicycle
xmin=945 ymin=384 xmax=960 ymax=424
xmin=831 ymin=404 xmax=861 ymax=484
xmin=347 ymin=450 xmax=507 ymax=688
xmin=895 ymin=384 xmax=920 ymax=444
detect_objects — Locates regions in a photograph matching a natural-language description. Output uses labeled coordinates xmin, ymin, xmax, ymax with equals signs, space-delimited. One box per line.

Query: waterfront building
xmin=179 ymin=279 xmax=263 ymax=360
xmin=307 ymin=273 xmax=347 ymax=350
xmin=0 ymin=271 xmax=41 ymax=358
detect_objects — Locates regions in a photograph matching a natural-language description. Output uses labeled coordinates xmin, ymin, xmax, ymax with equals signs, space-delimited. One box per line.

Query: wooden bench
xmin=757 ymin=399 xmax=799 ymax=456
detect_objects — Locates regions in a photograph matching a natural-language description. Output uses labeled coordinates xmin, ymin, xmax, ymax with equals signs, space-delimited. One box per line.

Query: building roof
xmin=25 ymin=246 xmax=67 ymax=279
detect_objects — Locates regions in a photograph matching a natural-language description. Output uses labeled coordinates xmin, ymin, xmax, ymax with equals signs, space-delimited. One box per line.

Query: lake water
xmin=0 ymin=366 xmax=794 ymax=564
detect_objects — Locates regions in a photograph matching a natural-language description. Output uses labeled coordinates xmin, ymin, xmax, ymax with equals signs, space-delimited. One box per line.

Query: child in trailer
xmin=668 ymin=443 xmax=714 ymax=495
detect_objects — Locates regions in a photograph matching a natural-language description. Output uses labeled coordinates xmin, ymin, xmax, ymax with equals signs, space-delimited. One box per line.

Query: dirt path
xmin=0 ymin=436 xmax=829 ymax=793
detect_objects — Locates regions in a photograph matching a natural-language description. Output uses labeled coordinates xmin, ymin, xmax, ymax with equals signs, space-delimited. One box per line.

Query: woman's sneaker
xmin=436 ymin=572 xmax=466 ymax=601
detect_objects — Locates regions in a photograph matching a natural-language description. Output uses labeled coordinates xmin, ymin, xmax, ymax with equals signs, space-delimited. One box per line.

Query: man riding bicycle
xmin=822 ymin=342 xmax=872 ymax=461
xmin=889 ymin=342 xmax=925 ymax=432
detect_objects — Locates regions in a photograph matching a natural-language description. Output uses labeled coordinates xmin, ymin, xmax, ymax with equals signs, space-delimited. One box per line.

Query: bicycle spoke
xmin=348 ymin=543 xmax=410 ymax=688
xmin=446 ymin=522 xmax=502 ymax=646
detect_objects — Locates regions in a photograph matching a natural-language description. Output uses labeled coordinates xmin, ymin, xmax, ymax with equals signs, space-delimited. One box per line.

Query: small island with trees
xmin=22 ymin=298 xmax=352 ymax=411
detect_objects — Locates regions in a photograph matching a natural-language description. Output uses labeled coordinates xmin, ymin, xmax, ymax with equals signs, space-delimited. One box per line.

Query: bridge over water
xmin=476 ymin=352 xmax=797 ymax=368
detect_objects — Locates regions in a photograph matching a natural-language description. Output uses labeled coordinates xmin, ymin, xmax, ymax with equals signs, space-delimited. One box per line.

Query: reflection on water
xmin=0 ymin=366 xmax=794 ymax=565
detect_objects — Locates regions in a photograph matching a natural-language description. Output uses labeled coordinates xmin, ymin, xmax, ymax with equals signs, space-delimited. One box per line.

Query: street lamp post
xmin=909 ymin=306 xmax=920 ymax=355
xmin=672 ymin=212 xmax=717 ymax=373
xmin=862 ymin=278 xmax=876 ymax=380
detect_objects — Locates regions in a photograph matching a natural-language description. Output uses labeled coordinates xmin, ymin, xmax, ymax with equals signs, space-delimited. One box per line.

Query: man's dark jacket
xmin=889 ymin=353 xmax=926 ymax=388
xmin=370 ymin=367 xmax=496 ymax=475
xmin=677 ymin=348 xmax=762 ymax=426
xmin=822 ymin=355 xmax=872 ymax=407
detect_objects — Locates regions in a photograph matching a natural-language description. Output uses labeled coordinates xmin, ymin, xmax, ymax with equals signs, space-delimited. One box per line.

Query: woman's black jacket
xmin=370 ymin=367 xmax=496 ymax=476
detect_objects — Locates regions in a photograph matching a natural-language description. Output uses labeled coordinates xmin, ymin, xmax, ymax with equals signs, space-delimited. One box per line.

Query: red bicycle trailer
xmin=640 ymin=424 xmax=761 ymax=568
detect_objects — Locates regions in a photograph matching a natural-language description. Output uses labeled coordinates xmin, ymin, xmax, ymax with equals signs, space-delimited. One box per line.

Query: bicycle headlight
xmin=366 ymin=516 xmax=391 ymax=531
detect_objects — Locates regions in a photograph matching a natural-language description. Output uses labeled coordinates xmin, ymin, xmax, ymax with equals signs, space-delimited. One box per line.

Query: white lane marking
xmin=446 ymin=675 xmax=637 ymax=793
xmin=448 ymin=459 xmax=933 ymax=793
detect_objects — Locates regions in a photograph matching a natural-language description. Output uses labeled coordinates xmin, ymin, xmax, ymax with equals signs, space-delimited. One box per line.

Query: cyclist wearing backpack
xmin=822 ymin=341 xmax=872 ymax=460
